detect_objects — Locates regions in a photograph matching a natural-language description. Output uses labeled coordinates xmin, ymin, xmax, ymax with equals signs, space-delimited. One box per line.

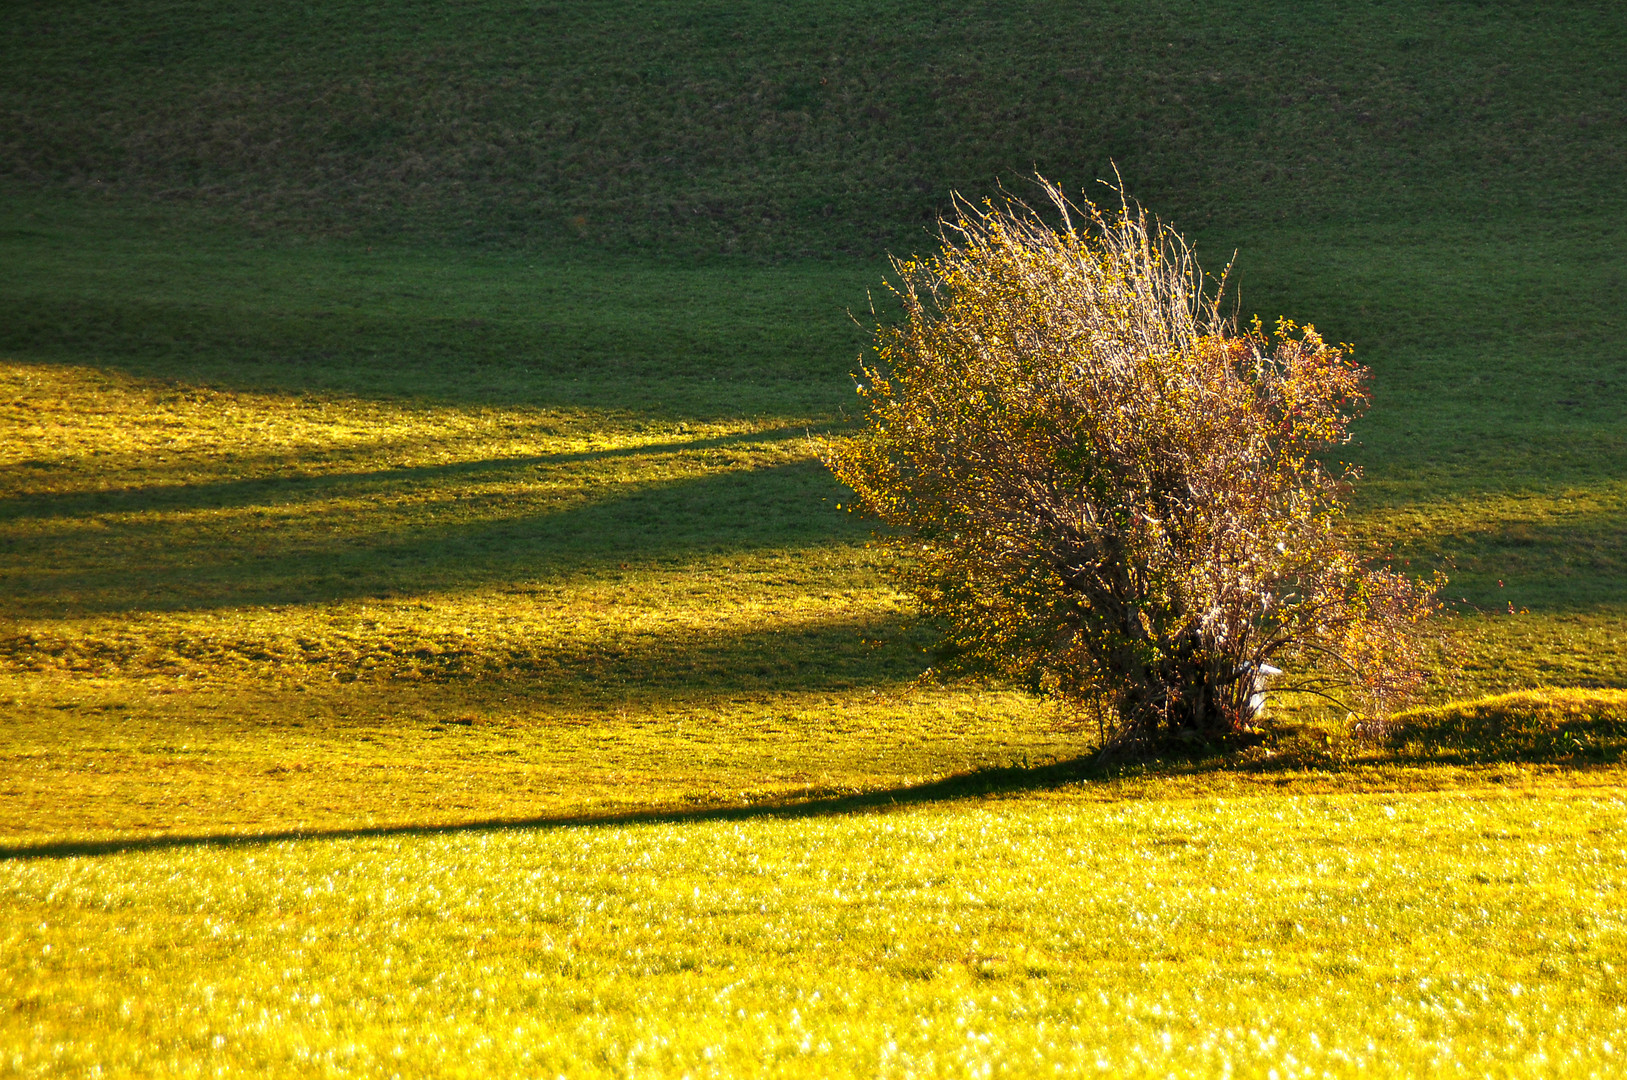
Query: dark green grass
xmin=0 ymin=192 xmax=881 ymax=417
xmin=4 ymin=1 xmax=1623 ymax=253
xmin=1219 ymin=216 xmax=1627 ymax=617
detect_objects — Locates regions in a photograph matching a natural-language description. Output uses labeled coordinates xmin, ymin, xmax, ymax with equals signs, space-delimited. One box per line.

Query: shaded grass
xmin=0 ymin=191 xmax=883 ymax=415
xmin=3 ymin=1 xmax=1623 ymax=253
xmin=1217 ymin=216 xmax=1627 ymax=620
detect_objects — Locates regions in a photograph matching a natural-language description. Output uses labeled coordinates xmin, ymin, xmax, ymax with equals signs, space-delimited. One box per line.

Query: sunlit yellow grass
xmin=3 ymin=360 xmax=1090 ymax=843
xmin=6 ymin=789 xmax=1626 ymax=1077
xmin=4 ymin=360 xmax=1626 ymax=848
xmin=1 ymin=360 xmax=876 ymax=672
xmin=1 ymin=260 xmax=1624 ymax=1079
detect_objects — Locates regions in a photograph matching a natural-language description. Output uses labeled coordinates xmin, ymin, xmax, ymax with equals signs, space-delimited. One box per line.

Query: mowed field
xmin=4 ymin=0 xmax=1627 ymax=1074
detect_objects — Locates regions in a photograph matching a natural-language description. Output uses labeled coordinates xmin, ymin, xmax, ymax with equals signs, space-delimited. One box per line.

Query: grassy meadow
xmin=4 ymin=0 xmax=1627 ymax=1074
xmin=9 ymin=788 xmax=1627 ymax=1076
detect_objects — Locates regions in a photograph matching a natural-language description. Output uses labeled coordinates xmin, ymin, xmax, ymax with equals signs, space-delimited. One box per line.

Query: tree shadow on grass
xmin=1 ymin=593 xmax=935 ymax=706
xmin=9 ymin=724 xmax=1625 ymax=861
xmin=0 ymin=755 xmax=1105 ymax=862
xmin=0 ymin=745 xmax=1434 ymax=863
xmin=0 ymin=424 xmax=823 ymax=523
xmin=467 ymin=613 xmax=933 ymax=703
xmin=0 ymin=456 xmax=864 ymax=618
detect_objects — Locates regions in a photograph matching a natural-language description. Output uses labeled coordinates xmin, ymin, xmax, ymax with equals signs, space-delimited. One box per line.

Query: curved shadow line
xmin=9 ymin=750 xmax=1616 ymax=861
xmin=0 ymin=757 xmax=1099 ymax=862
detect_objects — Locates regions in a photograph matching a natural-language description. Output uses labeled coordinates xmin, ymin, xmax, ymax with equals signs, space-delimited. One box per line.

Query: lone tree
xmin=825 ymin=179 xmax=1440 ymax=747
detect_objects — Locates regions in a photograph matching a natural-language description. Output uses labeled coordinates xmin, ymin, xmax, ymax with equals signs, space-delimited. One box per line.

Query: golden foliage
xmin=827 ymin=178 xmax=1441 ymax=744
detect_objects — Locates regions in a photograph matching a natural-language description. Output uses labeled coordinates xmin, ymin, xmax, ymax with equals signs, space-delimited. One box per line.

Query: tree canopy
xmin=826 ymin=180 xmax=1441 ymax=745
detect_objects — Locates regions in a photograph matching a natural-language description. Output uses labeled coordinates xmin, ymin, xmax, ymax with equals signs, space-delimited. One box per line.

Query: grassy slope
xmin=3 ymin=0 xmax=1627 ymax=1073
xmin=3 ymin=0 xmax=1623 ymax=252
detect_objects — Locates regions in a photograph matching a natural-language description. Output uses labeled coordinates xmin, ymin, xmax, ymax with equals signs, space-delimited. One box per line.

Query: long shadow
xmin=10 ymin=420 xmax=1626 ymax=620
xmin=20 ymin=737 xmax=1584 ymax=864
xmin=0 ymin=424 xmax=827 ymax=522
xmin=0 ymin=756 xmax=1105 ymax=863
xmin=468 ymin=613 xmax=931 ymax=701
xmin=9 ymin=730 xmax=1622 ymax=862
xmin=2 ymin=458 xmax=866 ymax=618
xmin=67 ymin=612 xmax=928 ymax=701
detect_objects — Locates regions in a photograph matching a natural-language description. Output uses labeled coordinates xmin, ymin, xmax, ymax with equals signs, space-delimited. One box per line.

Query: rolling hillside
xmin=4 ymin=4 xmax=1627 ymax=1074
xmin=4 ymin=0 xmax=1623 ymax=254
